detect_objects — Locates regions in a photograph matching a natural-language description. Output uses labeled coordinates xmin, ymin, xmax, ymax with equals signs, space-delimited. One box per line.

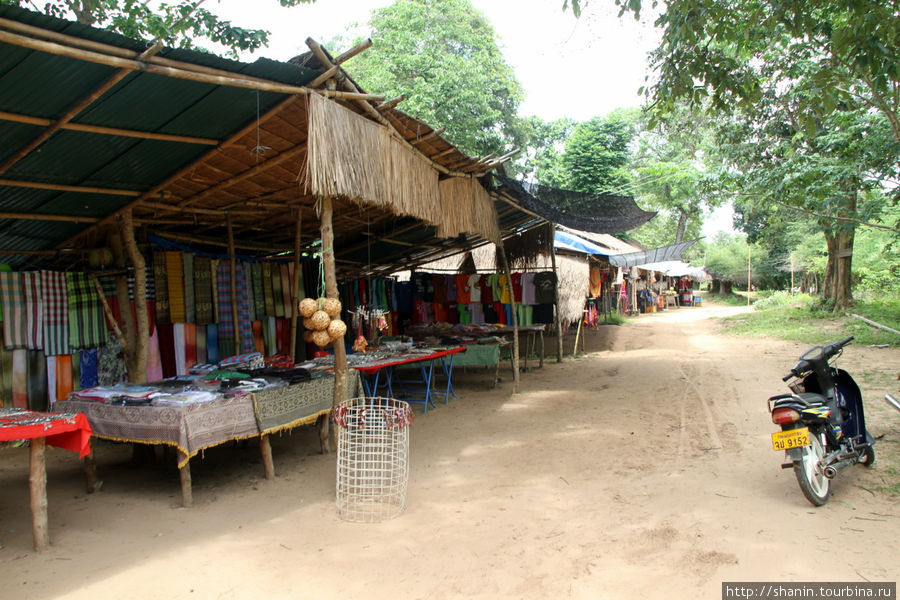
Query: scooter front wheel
xmin=794 ymin=432 xmax=831 ymax=506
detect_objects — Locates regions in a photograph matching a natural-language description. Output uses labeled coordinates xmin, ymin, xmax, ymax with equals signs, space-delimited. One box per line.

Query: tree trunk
xmin=822 ymin=233 xmax=837 ymax=302
xmin=120 ymin=210 xmax=148 ymax=382
xmin=832 ymin=228 xmax=855 ymax=311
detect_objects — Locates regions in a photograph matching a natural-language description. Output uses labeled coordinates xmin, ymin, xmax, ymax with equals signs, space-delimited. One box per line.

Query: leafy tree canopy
xmin=1 ymin=0 xmax=313 ymax=58
xmin=336 ymin=0 xmax=524 ymax=157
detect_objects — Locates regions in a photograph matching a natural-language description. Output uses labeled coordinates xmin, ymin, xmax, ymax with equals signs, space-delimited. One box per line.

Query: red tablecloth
xmin=0 ymin=408 xmax=93 ymax=458
xmin=350 ymin=346 xmax=466 ymax=375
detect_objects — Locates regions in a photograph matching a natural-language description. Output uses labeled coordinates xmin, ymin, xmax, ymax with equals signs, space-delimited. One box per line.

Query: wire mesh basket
xmin=334 ymin=397 xmax=413 ymax=523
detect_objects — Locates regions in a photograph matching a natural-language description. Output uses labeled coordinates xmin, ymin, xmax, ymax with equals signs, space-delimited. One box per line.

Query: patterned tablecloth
xmin=53 ymin=373 xmax=358 ymax=467
xmin=55 ymin=393 xmax=259 ymax=468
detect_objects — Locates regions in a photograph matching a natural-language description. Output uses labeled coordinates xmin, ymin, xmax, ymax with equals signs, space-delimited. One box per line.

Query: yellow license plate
xmin=772 ymin=427 xmax=811 ymax=451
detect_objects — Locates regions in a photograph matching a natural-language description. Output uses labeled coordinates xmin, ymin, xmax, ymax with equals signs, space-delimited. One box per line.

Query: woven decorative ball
xmin=327 ymin=319 xmax=347 ymax=340
xmin=311 ymin=329 xmax=332 ymax=348
xmin=302 ymin=317 xmax=315 ymax=330
xmin=321 ymin=297 xmax=342 ymax=318
xmin=299 ymin=297 xmax=318 ymax=318
xmin=309 ymin=310 xmax=330 ymax=331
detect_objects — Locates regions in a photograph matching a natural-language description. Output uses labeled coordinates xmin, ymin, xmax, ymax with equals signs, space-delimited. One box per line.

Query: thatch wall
xmin=306 ymin=94 xmax=499 ymax=243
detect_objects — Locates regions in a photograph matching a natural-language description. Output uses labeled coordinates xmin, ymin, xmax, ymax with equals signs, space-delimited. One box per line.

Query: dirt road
xmin=1 ymin=303 xmax=898 ymax=599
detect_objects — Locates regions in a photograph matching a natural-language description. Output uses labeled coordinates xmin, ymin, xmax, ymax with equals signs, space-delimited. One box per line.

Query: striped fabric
xmin=216 ymin=262 xmax=236 ymax=358
xmin=0 ymin=272 xmax=26 ymax=349
xmin=40 ymin=271 xmax=69 ymax=356
xmin=251 ymin=263 xmax=265 ymax=319
xmin=182 ymin=253 xmax=195 ymax=323
xmin=153 ymin=251 xmax=170 ymax=323
xmin=22 ymin=272 xmax=43 ymax=350
xmin=262 ymin=262 xmax=276 ymax=317
xmin=272 ymin=263 xmax=285 ymax=317
xmin=165 ymin=251 xmax=186 ymax=323
xmin=236 ymin=263 xmax=254 ymax=353
xmin=193 ymin=255 xmax=214 ymax=325
xmin=280 ymin=264 xmax=292 ymax=317
xmin=66 ymin=272 xmax=108 ymax=349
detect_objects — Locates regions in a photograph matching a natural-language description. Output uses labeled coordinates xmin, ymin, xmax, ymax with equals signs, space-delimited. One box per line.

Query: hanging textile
xmin=11 ymin=348 xmax=27 ymax=408
xmin=157 ymin=323 xmax=176 ymax=378
xmin=165 ymin=251 xmax=186 ymax=322
xmin=236 ymin=263 xmax=254 ymax=353
xmin=193 ymin=255 xmax=214 ymax=325
xmin=55 ymin=354 xmax=73 ymax=401
xmin=173 ymin=323 xmax=186 ymax=375
xmin=66 ymin=272 xmax=108 ymax=350
xmin=0 ymin=272 xmax=26 ymax=349
xmin=262 ymin=262 xmax=276 ymax=317
xmin=79 ymin=348 xmax=99 ymax=389
xmin=153 ymin=251 xmax=170 ymax=323
xmin=196 ymin=324 xmax=207 ymax=366
xmin=98 ymin=333 xmax=127 ymax=386
xmin=271 ymin=265 xmax=285 ymax=317
xmin=215 ymin=262 xmax=236 ymax=358
xmin=26 ymin=349 xmax=47 ymax=411
xmin=146 ymin=328 xmax=163 ymax=382
xmin=40 ymin=270 xmax=69 ymax=356
xmin=182 ymin=252 xmax=195 ymax=323
xmin=22 ymin=272 xmax=43 ymax=350
xmin=251 ymin=263 xmax=266 ymax=320
xmin=206 ymin=324 xmax=219 ymax=364
xmin=184 ymin=323 xmax=197 ymax=370
xmin=46 ymin=355 xmax=56 ymax=406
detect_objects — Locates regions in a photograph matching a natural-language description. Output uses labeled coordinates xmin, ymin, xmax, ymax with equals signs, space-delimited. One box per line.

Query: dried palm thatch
xmin=305 ymin=93 xmax=440 ymax=222
xmin=499 ymin=223 xmax=552 ymax=270
xmin=437 ymin=176 xmax=501 ymax=244
xmin=555 ymin=253 xmax=590 ymax=327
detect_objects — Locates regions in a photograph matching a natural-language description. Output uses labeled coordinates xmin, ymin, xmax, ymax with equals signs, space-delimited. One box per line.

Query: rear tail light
xmin=772 ymin=407 xmax=801 ymax=424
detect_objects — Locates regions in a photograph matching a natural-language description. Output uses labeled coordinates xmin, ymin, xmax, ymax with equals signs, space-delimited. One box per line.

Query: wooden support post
xmin=82 ymin=448 xmax=102 ymax=494
xmin=289 ymin=209 xmax=303 ymax=361
xmin=316 ymin=413 xmax=331 ymax=454
xmin=226 ymin=213 xmax=241 ymax=350
xmin=549 ymin=226 xmax=563 ymax=363
xmin=259 ymin=435 xmax=275 ymax=480
xmin=320 ymin=196 xmax=349 ymax=415
xmin=179 ymin=461 xmax=193 ymax=508
xmin=572 ymin=315 xmax=583 ymax=358
xmin=29 ymin=437 xmax=49 ymax=551
xmin=497 ymin=244 xmax=520 ymax=393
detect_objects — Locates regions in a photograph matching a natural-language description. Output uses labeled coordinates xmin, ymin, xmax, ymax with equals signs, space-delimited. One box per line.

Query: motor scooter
xmin=768 ymin=337 xmax=876 ymax=506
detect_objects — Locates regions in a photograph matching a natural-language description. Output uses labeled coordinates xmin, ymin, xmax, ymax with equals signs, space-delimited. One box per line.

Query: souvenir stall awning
xmin=634 ymin=261 xmax=711 ymax=280
xmin=607 ymin=239 xmax=702 ymax=268
xmin=553 ymin=227 xmax=643 ymax=256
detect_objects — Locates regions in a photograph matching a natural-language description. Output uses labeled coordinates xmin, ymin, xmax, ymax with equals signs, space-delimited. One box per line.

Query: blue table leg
xmin=440 ymin=354 xmax=457 ymax=403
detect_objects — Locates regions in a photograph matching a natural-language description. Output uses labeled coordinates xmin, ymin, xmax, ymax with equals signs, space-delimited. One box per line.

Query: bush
xmin=753 ymin=291 xmax=816 ymax=310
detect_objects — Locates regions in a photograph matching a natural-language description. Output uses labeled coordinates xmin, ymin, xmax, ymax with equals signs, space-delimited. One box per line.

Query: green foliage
xmin=614 ymin=0 xmax=900 ymax=144
xmin=719 ymin=295 xmax=900 ymax=347
xmin=562 ymin=112 xmax=635 ymax=194
xmin=338 ymin=0 xmax=524 ymax=157
xmin=1 ymin=0 xmax=313 ymax=58
xmin=517 ymin=116 xmax=578 ymax=186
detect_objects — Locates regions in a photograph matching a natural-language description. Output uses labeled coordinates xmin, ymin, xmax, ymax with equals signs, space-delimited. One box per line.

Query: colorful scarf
xmin=165 ymin=251 xmax=186 ymax=323
xmin=193 ymin=255 xmax=214 ymax=325
xmin=40 ymin=270 xmax=69 ymax=356
xmin=22 ymin=272 xmax=43 ymax=350
xmin=236 ymin=263 xmax=254 ymax=353
xmin=66 ymin=272 xmax=108 ymax=349
xmin=251 ymin=263 xmax=265 ymax=321
xmin=0 ymin=272 xmax=26 ymax=349
xmin=262 ymin=262 xmax=276 ymax=317
xmin=182 ymin=252 xmax=195 ymax=323
xmin=215 ymin=262 xmax=236 ymax=358
xmin=152 ymin=251 xmax=170 ymax=323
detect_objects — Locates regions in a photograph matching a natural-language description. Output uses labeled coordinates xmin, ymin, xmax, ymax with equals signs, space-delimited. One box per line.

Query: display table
xmin=0 ymin=408 xmax=95 ymax=550
xmin=450 ymin=342 xmax=511 ymax=388
xmin=350 ymin=346 xmax=466 ymax=413
xmin=493 ymin=325 xmax=546 ymax=370
xmin=55 ymin=373 xmax=357 ymax=507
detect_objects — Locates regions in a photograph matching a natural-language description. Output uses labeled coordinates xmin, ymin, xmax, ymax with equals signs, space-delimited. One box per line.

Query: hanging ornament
xmin=321 ymin=297 xmax=342 ymax=318
xmin=312 ymin=329 xmax=332 ymax=348
xmin=309 ymin=310 xmax=330 ymax=331
xmin=299 ymin=297 xmax=318 ymax=318
xmin=327 ymin=319 xmax=347 ymax=340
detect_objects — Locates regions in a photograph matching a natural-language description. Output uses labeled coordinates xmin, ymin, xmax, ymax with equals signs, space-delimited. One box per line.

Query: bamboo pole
xmin=411 ymin=127 xmax=446 ymax=145
xmin=333 ymin=38 xmax=373 ymax=65
xmin=29 ymin=436 xmax=49 ymax=551
xmin=0 ymin=178 xmax=140 ymax=197
xmin=497 ymin=243 xmax=520 ymax=393
xmin=0 ymin=110 xmax=219 ymax=145
xmin=549 ymin=227 xmax=563 ymax=362
xmin=0 ymin=211 xmax=98 ymax=223
xmin=289 ymin=209 xmax=303 ymax=361
xmin=226 ymin=213 xmax=241 ymax=350
xmin=320 ymin=195 xmax=348 ymax=416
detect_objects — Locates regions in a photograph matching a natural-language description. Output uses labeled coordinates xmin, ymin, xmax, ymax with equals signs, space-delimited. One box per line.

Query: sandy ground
xmin=1 ymin=302 xmax=898 ymax=599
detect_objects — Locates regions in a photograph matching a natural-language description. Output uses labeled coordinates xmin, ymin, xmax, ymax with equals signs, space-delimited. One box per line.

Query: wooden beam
xmin=333 ymin=38 xmax=373 ymax=65
xmin=307 ymin=64 xmax=340 ymax=88
xmin=0 ymin=211 xmax=98 ymax=223
xmin=410 ymin=127 xmax=446 ymax=145
xmin=148 ymin=230 xmax=284 ymax=253
xmin=57 ymin=94 xmax=302 ymax=250
xmin=0 ymin=110 xmax=219 ymax=145
xmin=0 ymin=29 xmax=315 ymax=97
xmin=377 ymin=95 xmax=405 ymax=111
xmin=139 ymin=200 xmax=264 ymax=217
xmin=0 ymin=178 xmax=141 ymax=197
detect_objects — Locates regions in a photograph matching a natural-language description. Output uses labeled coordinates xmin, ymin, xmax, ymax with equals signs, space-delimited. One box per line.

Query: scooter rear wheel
xmin=794 ymin=432 xmax=831 ymax=506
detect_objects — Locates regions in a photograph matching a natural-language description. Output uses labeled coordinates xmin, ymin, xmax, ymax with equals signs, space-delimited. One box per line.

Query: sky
xmin=208 ymin=0 xmax=662 ymax=122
